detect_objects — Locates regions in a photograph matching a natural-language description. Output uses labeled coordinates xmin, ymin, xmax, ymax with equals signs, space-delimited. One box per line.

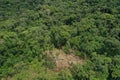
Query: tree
xmin=51 ymin=26 xmax=71 ymax=49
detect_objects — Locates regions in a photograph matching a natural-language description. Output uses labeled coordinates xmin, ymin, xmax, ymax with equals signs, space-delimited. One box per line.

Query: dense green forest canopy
xmin=0 ymin=0 xmax=120 ymax=80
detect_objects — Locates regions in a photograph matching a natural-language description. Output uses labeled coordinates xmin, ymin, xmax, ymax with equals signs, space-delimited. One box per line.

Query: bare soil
xmin=44 ymin=49 xmax=84 ymax=72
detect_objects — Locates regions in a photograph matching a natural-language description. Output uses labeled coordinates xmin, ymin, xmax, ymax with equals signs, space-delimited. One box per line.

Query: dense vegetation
xmin=0 ymin=0 xmax=120 ymax=80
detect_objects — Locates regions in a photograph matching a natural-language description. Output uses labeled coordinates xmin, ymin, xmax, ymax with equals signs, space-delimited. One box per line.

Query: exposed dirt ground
xmin=44 ymin=49 xmax=84 ymax=72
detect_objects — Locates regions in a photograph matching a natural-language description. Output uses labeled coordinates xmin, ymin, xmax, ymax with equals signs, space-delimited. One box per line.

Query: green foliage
xmin=58 ymin=69 xmax=73 ymax=80
xmin=44 ymin=55 xmax=56 ymax=69
xmin=0 ymin=0 xmax=119 ymax=80
xmin=108 ymin=55 xmax=120 ymax=80
xmin=51 ymin=26 xmax=71 ymax=48
xmin=70 ymin=64 xmax=89 ymax=80
xmin=70 ymin=53 xmax=112 ymax=80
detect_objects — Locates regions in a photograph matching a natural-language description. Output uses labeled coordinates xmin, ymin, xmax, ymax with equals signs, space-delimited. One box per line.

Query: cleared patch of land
xmin=44 ymin=49 xmax=84 ymax=71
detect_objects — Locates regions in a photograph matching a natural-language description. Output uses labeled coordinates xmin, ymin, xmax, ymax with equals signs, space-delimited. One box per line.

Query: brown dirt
xmin=44 ymin=49 xmax=84 ymax=72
